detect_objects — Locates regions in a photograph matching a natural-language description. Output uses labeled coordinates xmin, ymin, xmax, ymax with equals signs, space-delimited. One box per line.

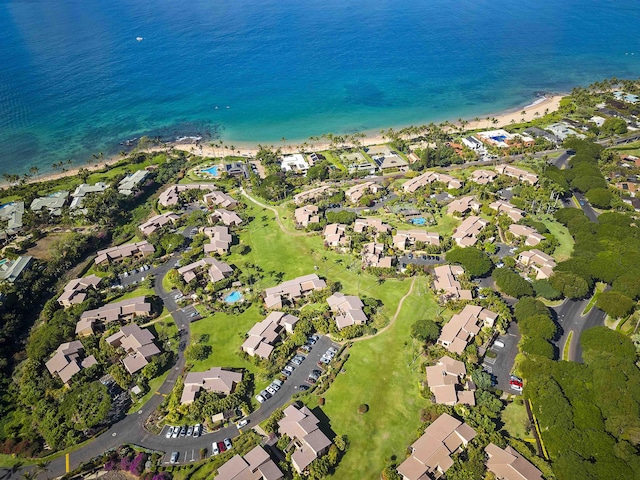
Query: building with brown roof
xmin=58 ymin=274 xmax=102 ymax=308
xmin=203 ymin=190 xmax=238 ymax=209
xmin=263 ymin=274 xmax=326 ymax=309
xmin=139 ymin=212 xmax=180 ymax=236
xmin=94 ymin=241 xmax=155 ymax=265
xmin=345 ymin=181 xmax=382 ymax=204
xmin=202 ymin=226 xmax=233 ymax=255
xmin=508 ymin=224 xmax=544 ymax=247
xmin=485 ymin=443 xmax=543 ymax=480
xmin=393 ymin=230 xmax=439 ymax=251
xmin=452 ymin=216 xmax=489 ymax=247
xmin=517 ymin=249 xmax=556 ymax=279
xmin=293 ymin=185 xmax=333 ymax=205
xmin=361 ymin=242 xmax=394 ymax=269
xmin=242 ymin=312 xmax=299 ymax=359
xmin=278 ymin=404 xmax=333 ymax=474
xmin=326 ymin=292 xmax=367 ymax=330
xmin=294 ymin=205 xmax=320 ymax=227
xmin=470 ymin=169 xmax=498 ymax=185
xmin=397 ymin=414 xmax=476 ymax=480
xmin=45 ymin=341 xmax=97 ymax=385
xmin=438 ymin=305 xmax=498 ymax=354
xmin=353 ymin=218 xmax=390 ymax=234
xmin=76 ymin=296 xmax=152 ymax=336
xmin=178 ymin=257 xmax=233 ymax=284
xmin=447 ymin=196 xmax=481 ymax=216
xmin=490 ymin=200 xmax=525 ymax=222
xmin=215 ymin=445 xmax=284 ymax=480
xmin=106 ymin=323 xmax=161 ymax=374
xmin=495 ymin=165 xmax=538 ymax=185
xmin=426 ymin=356 xmax=475 ymax=406
xmin=211 ymin=209 xmax=243 ymax=226
xmin=158 ymin=183 xmax=218 ymax=207
xmin=403 ymin=171 xmax=463 ymax=193
xmin=323 ymin=223 xmax=349 ymax=248
xmin=432 ymin=265 xmax=473 ymax=301
xmin=181 ymin=367 xmax=243 ymax=404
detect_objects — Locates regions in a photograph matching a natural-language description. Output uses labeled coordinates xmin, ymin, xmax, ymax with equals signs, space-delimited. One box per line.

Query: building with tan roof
xmin=353 ymin=218 xmax=390 ymax=234
xmin=76 ymin=296 xmax=152 ymax=336
xmin=181 ymin=367 xmax=243 ymax=404
xmin=202 ymin=226 xmax=233 ymax=255
xmin=263 ymin=274 xmax=326 ymax=309
xmin=508 ymin=224 xmax=544 ymax=247
xmin=485 ymin=443 xmax=543 ymax=480
xmin=517 ymin=249 xmax=556 ymax=279
xmin=293 ymin=185 xmax=333 ymax=205
xmin=447 ymin=196 xmax=481 ymax=215
xmin=397 ymin=414 xmax=476 ymax=480
xmin=204 ymin=190 xmax=238 ymax=209
xmin=215 ymin=445 xmax=283 ymax=480
xmin=490 ymin=200 xmax=525 ymax=222
xmin=45 ymin=341 xmax=97 ymax=385
xmin=361 ymin=243 xmax=394 ymax=269
xmin=94 ymin=241 xmax=155 ymax=265
xmin=438 ymin=305 xmax=498 ymax=354
xmin=58 ymin=274 xmax=102 ymax=308
xmin=495 ymin=165 xmax=538 ymax=185
xmin=323 ymin=223 xmax=349 ymax=248
xmin=452 ymin=216 xmax=489 ymax=247
xmin=432 ymin=265 xmax=473 ymax=301
xmin=278 ymin=404 xmax=333 ymax=474
xmin=211 ymin=209 xmax=243 ymax=226
xmin=403 ymin=171 xmax=463 ymax=193
xmin=326 ymin=292 xmax=367 ymax=330
xmin=393 ymin=230 xmax=440 ymax=251
xmin=178 ymin=257 xmax=233 ymax=284
xmin=345 ymin=181 xmax=382 ymax=204
xmin=242 ymin=312 xmax=299 ymax=359
xmin=139 ymin=212 xmax=180 ymax=236
xmin=106 ymin=323 xmax=161 ymax=374
xmin=294 ymin=205 xmax=320 ymax=227
xmin=158 ymin=183 xmax=218 ymax=207
xmin=426 ymin=356 xmax=475 ymax=406
xmin=470 ymin=169 xmax=498 ymax=185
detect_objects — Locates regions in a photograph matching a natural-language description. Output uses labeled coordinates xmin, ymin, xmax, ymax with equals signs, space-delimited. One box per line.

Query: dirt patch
xmin=26 ymin=234 xmax=63 ymax=260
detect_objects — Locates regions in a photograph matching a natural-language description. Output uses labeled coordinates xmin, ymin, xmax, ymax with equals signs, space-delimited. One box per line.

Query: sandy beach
xmin=3 ymin=94 xmax=564 ymax=188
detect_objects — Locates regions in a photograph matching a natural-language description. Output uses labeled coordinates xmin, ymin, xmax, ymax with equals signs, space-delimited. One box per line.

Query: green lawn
xmin=612 ymin=139 xmax=640 ymax=157
xmin=116 ymin=285 xmax=155 ymax=300
xmin=501 ymin=401 xmax=530 ymax=440
xmin=582 ymin=282 xmax=605 ymax=315
xmin=540 ymin=218 xmax=573 ymax=262
xmin=322 ymin=277 xmax=434 ymax=479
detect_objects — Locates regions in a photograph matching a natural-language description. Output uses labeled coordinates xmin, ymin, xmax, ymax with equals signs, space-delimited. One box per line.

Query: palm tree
xmin=35 ymin=460 xmax=51 ymax=480
xmin=29 ymin=166 xmax=39 ymax=180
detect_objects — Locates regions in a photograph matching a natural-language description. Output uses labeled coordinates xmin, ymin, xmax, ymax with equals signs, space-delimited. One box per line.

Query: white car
xmin=266 ymin=386 xmax=276 ymax=395
xmin=255 ymin=394 xmax=265 ymax=404
xmin=269 ymin=382 xmax=280 ymax=392
xmin=165 ymin=426 xmax=174 ymax=439
xmin=211 ymin=443 xmax=220 ymax=456
xmin=237 ymin=418 xmax=249 ymax=428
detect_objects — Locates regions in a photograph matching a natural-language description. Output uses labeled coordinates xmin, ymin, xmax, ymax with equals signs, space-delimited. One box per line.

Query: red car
xmin=218 ymin=441 xmax=227 ymax=453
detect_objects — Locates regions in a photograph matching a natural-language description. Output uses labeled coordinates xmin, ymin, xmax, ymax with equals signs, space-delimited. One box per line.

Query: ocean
xmin=1 ymin=0 xmax=640 ymax=175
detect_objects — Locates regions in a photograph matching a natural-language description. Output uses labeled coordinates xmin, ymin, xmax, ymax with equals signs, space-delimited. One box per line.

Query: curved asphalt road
xmin=552 ymin=298 xmax=606 ymax=362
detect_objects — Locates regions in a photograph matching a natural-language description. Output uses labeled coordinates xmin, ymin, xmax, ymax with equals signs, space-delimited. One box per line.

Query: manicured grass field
xmin=540 ymin=217 xmax=573 ymax=262
xmin=322 ymin=277 xmax=434 ymax=479
xmin=501 ymin=401 xmax=530 ymax=440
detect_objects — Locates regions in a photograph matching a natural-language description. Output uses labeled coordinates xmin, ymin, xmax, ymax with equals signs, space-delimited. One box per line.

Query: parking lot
xmin=482 ymin=322 xmax=521 ymax=394
xmin=179 ymin=304 xmax=202 ymax=321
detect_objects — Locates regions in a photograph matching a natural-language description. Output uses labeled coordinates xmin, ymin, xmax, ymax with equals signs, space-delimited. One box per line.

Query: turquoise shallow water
xmin=1 ymin=0 xmax=640 ymax=175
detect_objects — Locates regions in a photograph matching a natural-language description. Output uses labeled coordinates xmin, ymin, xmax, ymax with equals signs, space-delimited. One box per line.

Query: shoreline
xmin=1 ymin=93 xmax=565 ymax=189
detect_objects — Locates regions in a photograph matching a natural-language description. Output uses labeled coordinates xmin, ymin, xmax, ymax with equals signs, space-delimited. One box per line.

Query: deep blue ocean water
xmin=1 ymin=0 xmax=640 ymax=175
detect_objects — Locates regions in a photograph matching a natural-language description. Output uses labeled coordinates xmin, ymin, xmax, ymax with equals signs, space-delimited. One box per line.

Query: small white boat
xmin=136 ymin=37 xmax=144 ymax=41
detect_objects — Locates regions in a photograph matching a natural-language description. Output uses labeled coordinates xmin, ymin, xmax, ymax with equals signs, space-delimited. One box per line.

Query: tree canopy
xmin=445 ymin=247 xmax=493 ymax=277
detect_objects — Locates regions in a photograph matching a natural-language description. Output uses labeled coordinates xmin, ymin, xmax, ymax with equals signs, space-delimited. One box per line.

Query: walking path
xmin=240 ymin=187 xmax=312 ymax=237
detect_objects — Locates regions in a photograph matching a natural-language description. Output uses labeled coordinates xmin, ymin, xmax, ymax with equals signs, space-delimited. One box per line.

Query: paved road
xmin=573 ymin=192 xmax=600 ymax=223
xmin=483 ymin=322 xmax=521 ymax=394
xmin=552 ymin=298 xmax=606 ymax=362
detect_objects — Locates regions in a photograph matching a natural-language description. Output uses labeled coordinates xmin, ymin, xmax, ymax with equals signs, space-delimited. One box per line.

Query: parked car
xmin=170 ymin=452 xmax=179 ymax=464
xmin=510 ymin=375 xmax=522 ymax=383
xmin=260 ymin=389 xmax=271 ymax=399
xmin=493 ymin=340 xmax=505 ymax=348
xmin=211 ymin=443 xmax=220 ymax=456
xmin=186 ymin=426 xmax=194 ymax=436
xmin=269 ymin=382 xmax=280 ymax=392
xmin=267 ymin=386 xmax=276 ymax=395
xmin=291 ymin=357 xmax=302 ymax=366
xmin=224 ymin=438 xmax=233 ymax=450
xmin=299 ymin=345 xmax=311 ymax=353
xmin=272 ymin=379 xmax=283 ymax=388
xmin=218 ymin=441 xmax=227 ymax=453
xmin=284 ymin=365 xmax=294 ymax=373
xmin=171 ymin=427 xmax=179 ymax=439
xmin=281 ymin=369 xmax=292 ymax=377
xmin=308 ymin=334 xmax=319 ymax=344
xmin=255 ymin=394 xmax=265 ymax=404
xmin=193 ymin=424 xmax=201 ymax=437
xmin=237 ymin=418 xmax=249 ymax=428
xmin=298 ymin=384 xmax=309 ymax=391
xmin=179 ymin=425 xmax=187 ymax=436
xmin=327 ymin=346 xmax=338 ymax=354
xmin=319 ymin=356 xmax=331 ymax=364
xmin=306 ymin=376 xmax=317 ymax=384
xmin=165 ymin=426 xmax=174 ymax=439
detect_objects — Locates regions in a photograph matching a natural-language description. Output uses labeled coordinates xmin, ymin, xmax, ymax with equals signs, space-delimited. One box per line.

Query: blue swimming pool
xmin=410 ymin=217 xmax=426 ymax=225
xmin=490 ymin=135 xmax=508 ymax=142
xmin=202 ymin=165 xmax=219 ymax=176
xmin=224 ymin=291 xmax=243 ymax=303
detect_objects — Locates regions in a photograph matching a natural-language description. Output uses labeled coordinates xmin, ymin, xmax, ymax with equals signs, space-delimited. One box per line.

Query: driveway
xmin=482 ymin=322 xmax=521 ymax=394
xmin=398 ymin=254 xmax=443 ymax=269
